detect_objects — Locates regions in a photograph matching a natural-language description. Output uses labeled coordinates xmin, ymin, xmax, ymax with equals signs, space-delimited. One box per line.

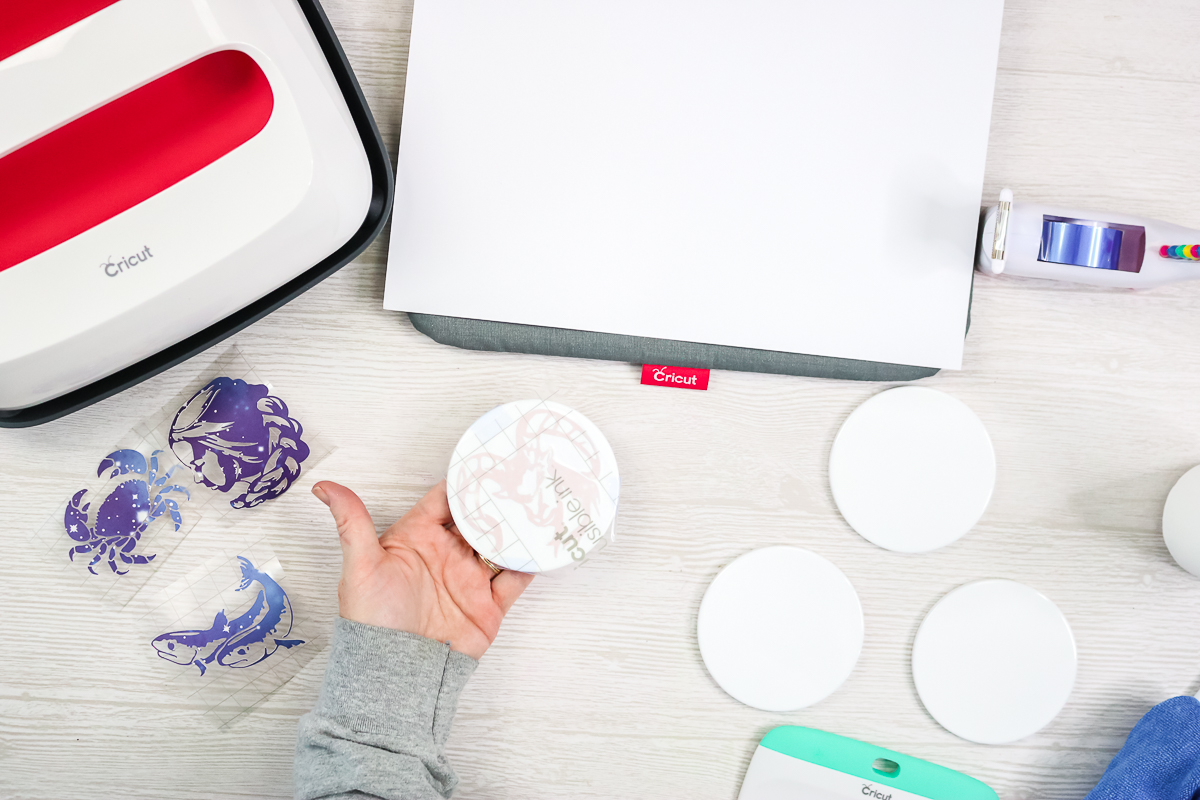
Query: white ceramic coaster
xmin=697 ymin=546 xmax=863 ymax=712
xmin=912 ymin=579 xmax=1077 ymax=745
xmin=447 ymin=399 xmax=620 ymax=573
xmin=1163 ymin=465 xmax=1200 ymax=577
xmin=829 ymin=386 xmax=995 ymax=553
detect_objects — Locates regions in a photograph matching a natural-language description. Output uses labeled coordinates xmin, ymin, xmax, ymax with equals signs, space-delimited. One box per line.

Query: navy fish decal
xmin=151 ymin=556 xmax=304 ymax=675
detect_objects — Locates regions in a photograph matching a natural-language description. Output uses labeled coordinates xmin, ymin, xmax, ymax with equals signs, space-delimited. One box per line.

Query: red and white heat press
xmin=0 ymin=0 xmax=393 ymax=427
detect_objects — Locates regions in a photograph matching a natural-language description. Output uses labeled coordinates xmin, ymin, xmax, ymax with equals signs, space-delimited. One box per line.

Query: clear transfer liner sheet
xmin=133 ymin=348 xmax=331 ymax=516
xmin=33 ymin=347 xmax=329 ymax=607
xmin=30 ymin=425 xmax=203 ymax=608
xmin=131 ymin=539 xmax=324 ymax=728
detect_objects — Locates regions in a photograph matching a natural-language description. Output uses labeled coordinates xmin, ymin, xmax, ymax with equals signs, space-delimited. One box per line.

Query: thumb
xmin=313 ymin=481 xmax=382 ymax=564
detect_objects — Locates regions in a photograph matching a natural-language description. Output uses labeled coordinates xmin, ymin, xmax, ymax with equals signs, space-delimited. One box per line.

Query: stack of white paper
xmin=385 ymin=0 xmax=1004 ymax=370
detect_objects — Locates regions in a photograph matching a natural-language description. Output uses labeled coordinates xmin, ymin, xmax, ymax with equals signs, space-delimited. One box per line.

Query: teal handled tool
xmin=738 ymin=727 xmax=996 ymax=800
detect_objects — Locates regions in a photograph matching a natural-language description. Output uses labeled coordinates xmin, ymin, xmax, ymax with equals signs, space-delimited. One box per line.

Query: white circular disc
xmin=1163 ymin=465 xmax=1200 ymax=577
xmin=447 ymin=399 xmax=620 ymax=573
xmin=697 ymin=546 xmax=863 ymax=712
xmin=912 ymin=580 xmax=1077 ymax=744
xmin=829 ymin=386 xmax=995 ymax=553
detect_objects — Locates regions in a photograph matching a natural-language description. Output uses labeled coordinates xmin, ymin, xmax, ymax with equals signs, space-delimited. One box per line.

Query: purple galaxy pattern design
xmin=64 ymin=449 xmax=190 ymax=575
xmin=169 ymin=377 xmax=311 ymax=509
xmin=151 ymin=557 xmax=305 ymax=676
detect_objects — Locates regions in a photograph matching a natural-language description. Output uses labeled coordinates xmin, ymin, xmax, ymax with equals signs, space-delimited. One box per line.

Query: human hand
xmin=313 ymin=480 xmax=533 ymax=660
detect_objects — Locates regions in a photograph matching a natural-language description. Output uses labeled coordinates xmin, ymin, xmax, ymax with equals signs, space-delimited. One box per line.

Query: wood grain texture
xmin=4 ymin=1 xmax=1200 ymax=798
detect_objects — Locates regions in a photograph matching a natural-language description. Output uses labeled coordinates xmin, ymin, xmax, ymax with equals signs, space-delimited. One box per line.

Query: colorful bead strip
xmin=1160 ymin=244 xmax=1200 ymax=260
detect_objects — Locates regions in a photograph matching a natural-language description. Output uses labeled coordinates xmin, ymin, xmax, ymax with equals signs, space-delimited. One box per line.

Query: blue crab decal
xmin=151 ymin=556 xmax=305 ymax=676
xmin=64 ymin=450 xmax=191 ymax=575
xmin=169 ymin=377 xmax=311 ymax=509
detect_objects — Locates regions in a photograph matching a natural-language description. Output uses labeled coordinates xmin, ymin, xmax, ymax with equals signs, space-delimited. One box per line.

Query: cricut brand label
xmin=738 ymin=747 xmax=930 ymax=800
xmin=641 ymin=364 xmax=710 ymax=390
xmin=446 ymin=400 xmax=620 ymax=573
xmin=99 ymin=246 xmax=154 ymax=278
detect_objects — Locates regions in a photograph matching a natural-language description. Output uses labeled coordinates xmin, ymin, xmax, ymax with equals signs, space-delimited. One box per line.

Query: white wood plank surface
xmin=4 ymin=1 xmax=1200 ymax=798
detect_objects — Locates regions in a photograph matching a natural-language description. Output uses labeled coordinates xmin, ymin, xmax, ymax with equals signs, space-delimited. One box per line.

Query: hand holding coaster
xmin=446 ymin=399 xmax=620 ymax=574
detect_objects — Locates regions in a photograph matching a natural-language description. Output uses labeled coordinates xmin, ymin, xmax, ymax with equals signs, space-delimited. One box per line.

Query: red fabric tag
xmin=641 ymin=364 xmax=710 ymax=390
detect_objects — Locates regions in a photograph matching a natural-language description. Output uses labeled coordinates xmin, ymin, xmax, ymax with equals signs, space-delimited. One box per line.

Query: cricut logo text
xmin=640 ymin=364 xmax=710 ymax=391
xmin=653 ymin=368 xmax=697 ymax=386
xmin=100 ymin=246 xmax=154 ymax=278
xmin=862 ymin=785 xmax=892 ymax=800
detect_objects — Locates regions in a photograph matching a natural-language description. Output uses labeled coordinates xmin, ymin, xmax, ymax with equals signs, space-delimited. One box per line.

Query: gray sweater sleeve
xmin=294 ymin=617 xmax=479 ymax=800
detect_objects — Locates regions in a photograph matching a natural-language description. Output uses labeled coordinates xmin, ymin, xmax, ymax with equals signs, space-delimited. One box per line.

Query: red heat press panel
xmin=0 ymin=49 xmax=274 ymax=273
xmin=0 ymin=0 xmax=124 ymax=63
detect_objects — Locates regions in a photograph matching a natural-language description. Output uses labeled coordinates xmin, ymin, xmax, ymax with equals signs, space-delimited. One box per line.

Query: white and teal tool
xmin=738 ymin=727 xmax=997 ymax=800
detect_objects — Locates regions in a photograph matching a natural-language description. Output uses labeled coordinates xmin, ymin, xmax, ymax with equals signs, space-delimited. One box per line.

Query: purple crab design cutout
xmin=64 ymin=450 xmax=191 ymax=575
xmin=168 ymin=377 xmax=311 ymax=509
xmin=151 ymin=556 xmax=305 ymax=676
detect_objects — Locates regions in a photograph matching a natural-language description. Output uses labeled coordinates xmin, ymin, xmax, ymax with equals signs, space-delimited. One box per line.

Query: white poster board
xmin=384 ymin=0 xmax=1004 ymax=370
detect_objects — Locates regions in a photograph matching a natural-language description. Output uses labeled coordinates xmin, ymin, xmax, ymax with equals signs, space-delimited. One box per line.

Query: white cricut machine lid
xmin=0 ymin=0 xmax=392 ymax=426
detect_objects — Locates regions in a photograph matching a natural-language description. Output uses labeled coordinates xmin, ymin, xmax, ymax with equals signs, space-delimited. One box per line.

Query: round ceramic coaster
xmin=912 ymin=579 xmax=1077 ymax=745
xmin=697 ymin=546 xmax=864 ymax=712
xmin=446 ymin=399 xmax=620 ymax=573
xmin=829 ymin=386 xmax=995 ymax=553
xmin=1163 ymin=465 xmax=1200 ymax=577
